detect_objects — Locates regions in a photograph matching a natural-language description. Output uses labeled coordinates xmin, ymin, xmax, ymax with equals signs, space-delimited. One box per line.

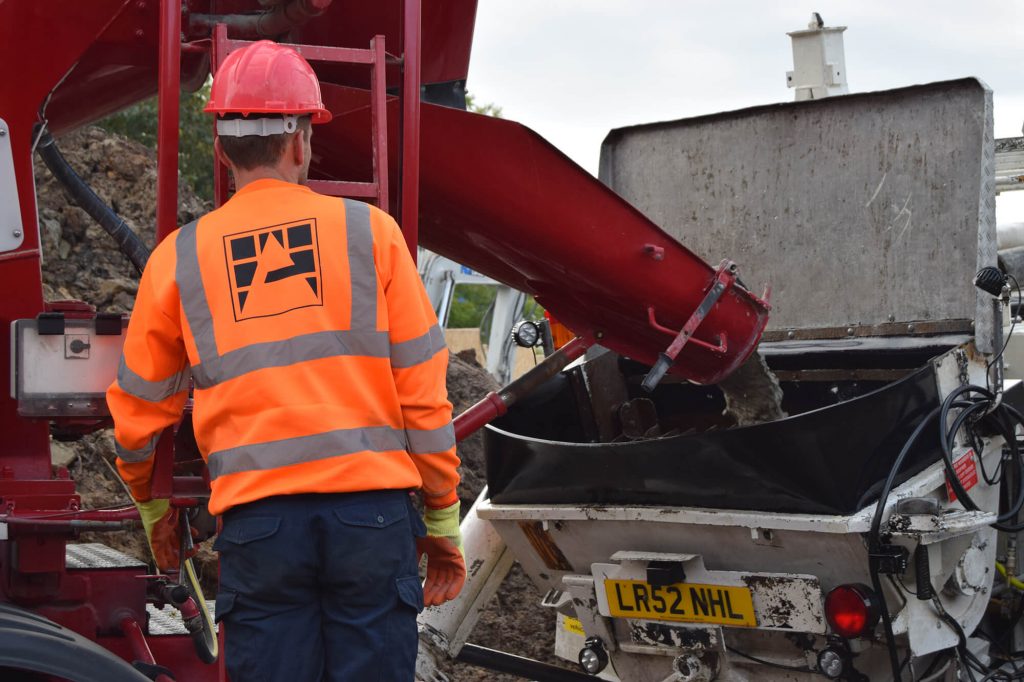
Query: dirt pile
xmin=441 ymin=353 xmax=572 ymax=681
xmin=446 ymin=351 xmax=496 ymax=512
xmin=35 ymin=126 xmax=207 ymax=310
xmin=37 ymin=127 xmax=563 ymax=680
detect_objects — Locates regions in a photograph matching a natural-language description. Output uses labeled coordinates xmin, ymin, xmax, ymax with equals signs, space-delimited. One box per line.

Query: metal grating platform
xmin=67 ymin=544 xmax=217 ymax=636
xmin=66 ymin=543 xmax=146 ymax=570
xmin=147 ymin=601 xmax=218 ymax=636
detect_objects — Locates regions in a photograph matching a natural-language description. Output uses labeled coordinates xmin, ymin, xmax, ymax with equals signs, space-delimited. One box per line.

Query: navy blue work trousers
xmin=214 ymin=491 xmax=425 ymax=682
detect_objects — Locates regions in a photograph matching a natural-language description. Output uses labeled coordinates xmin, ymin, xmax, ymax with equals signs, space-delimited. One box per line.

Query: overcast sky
xmin=468 ymin=1 xmax=1024 ymax=224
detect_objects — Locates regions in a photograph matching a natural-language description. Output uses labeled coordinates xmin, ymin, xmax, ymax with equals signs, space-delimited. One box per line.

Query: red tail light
xmin=824 ymin=584 xmax=880 ymax=638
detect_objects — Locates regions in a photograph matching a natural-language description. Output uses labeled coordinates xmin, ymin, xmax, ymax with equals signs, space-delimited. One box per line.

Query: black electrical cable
xmin=939 ymin=607 xmax=988 ymax=682
xmin=881 ymin=382 xmax=1024 ymax=682
xmin=987 ymin=274 xmax=1021 ymax=393
xmin=979 ymin=598 xmax=1024 ymax=678
xmin=868 ymin=405 xmax=942 ymax=682
xmin=723 ymin=645 xmax=813 ymax=673
xmin=939 ymin=388 xmax=1024 ymax=532
xmin=35 ymin=129 xmax=151 ymax=275
xmin=866 ymin=377 xmax=1024 ymax=681
xmin=886 ymin=574 xmax=909 ymax=611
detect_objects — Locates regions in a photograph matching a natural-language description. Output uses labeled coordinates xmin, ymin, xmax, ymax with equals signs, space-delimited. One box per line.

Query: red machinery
xmin=0 ymin=1 xmax=769 ymax=678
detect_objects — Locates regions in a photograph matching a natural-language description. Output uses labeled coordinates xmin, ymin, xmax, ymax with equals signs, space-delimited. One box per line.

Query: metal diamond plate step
xmin=67 ymin=543 xmax=217 ymax=636
xmin=147 ymin=601 xmax=218 ymax=636
xmin=66 ymin=543 xmax=146 ymax=570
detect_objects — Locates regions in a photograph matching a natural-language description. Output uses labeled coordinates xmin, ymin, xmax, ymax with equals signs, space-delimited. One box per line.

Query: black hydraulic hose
xmin=35 ymin=130 xmax=150 ymax=275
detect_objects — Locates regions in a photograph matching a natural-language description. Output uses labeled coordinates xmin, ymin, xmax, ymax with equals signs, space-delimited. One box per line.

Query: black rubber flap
xmin=485 ymin=364 xmax=941 ymax=515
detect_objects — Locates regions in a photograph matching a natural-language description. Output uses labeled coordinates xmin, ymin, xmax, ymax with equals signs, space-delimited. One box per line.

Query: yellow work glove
xmin=416 ymin=501 xmax=466 ymax=607
xmin=136 ymin=498 xmax=182 ymax=572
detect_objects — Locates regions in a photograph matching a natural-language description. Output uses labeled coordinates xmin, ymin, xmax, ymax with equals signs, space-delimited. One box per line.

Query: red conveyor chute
xmin=314 ymin=85 xmax=770 ymax=384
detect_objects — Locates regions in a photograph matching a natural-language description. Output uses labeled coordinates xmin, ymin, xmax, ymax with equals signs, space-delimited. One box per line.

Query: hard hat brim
xmin=204 ymin=106 xmax=333 ymax=125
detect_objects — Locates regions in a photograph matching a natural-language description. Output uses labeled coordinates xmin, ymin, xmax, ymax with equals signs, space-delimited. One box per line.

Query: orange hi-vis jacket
xmin=106 ymin=179 xmax=460 ymax=516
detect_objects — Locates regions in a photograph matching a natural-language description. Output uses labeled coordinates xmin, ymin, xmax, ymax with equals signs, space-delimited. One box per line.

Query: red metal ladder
xmin=210 ymin=23 xmax=390 ymax=210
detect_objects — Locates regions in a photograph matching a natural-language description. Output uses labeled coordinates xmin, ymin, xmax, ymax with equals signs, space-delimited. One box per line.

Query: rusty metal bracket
xmin=642 ymin=260 xmax=737 ymax=392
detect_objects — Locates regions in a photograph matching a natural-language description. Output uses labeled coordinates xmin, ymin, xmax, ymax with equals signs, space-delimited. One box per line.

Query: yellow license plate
xmin=605 ymin=579 xmax=757 ymax=627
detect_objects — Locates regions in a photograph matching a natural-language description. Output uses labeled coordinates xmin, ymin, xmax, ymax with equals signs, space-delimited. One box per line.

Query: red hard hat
xmin=205 ymin=40 xmax=332 ymax=124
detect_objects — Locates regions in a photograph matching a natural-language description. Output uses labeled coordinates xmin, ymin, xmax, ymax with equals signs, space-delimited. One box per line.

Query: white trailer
xmin=418 ymin=78 xmax=1021 ymax=681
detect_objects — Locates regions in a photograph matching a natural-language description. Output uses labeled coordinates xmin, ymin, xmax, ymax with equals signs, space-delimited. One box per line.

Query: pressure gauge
xmin=511 ymin=320 xmax=540 ymax=348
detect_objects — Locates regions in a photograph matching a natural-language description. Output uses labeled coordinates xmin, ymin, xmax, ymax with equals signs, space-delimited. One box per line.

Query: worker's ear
xmin=290 ymin=129 xmax=306 ymax=168
xmin=213 ymin=137 xmax=229 ymax=169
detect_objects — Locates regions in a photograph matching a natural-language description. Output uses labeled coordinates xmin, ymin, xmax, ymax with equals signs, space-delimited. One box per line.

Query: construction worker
xmin=106 ymin=40 xmax=465 ymax=681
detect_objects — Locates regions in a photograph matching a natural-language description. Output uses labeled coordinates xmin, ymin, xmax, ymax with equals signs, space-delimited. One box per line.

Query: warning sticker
xmin=562 ymin=615 xmax=585 ymax=636
xmin=945 ymin=449 xmax=979 ymax=503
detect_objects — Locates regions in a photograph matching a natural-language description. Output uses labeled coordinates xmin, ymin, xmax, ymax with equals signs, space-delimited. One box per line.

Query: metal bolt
xmin=0 ymin=128 xmax=6 ymax=136
xmin=907 ymin=323 xmax=915 ymax=333
xmin=673 ymin=654 xmax=704 ymax=680
xmin=786 ymin=330 xmax=795 ymax=339
xmin=888 ymin=314 xmax=896 ymax=322
xmin=12 ymin=230 xmax=21 ymax=239
xmin=846 ymin=327 xmax=854 ymax=336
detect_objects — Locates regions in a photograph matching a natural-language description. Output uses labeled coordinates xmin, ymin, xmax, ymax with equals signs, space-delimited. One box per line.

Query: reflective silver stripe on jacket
xmin=116 ymin=356 xmax=191 ymax=402
xmin=344 ymin=198 xmax=377 ymax=330
xmin=191 ymin=329 xmax=389 ymax=389
xmin=207 ymin=422 xmax=456 ymax=479
xmin=390 ymin=324 xmax=446 ymax=369
xmin=207 ymin=425 xmax=408 ymax=480
xmin=176 ymin=200 xmax=381 ymax=388
xmin=406 ymin=422 xmax=456 ymax=454
xmin=115 ymin=433 xmax=160 ymax=463
xmin=176 ymin=220 xmax=218 ymax=364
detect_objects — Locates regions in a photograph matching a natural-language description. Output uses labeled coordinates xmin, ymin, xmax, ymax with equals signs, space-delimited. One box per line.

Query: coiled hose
xmin=35 ymin=130 xmax=151 ymax=275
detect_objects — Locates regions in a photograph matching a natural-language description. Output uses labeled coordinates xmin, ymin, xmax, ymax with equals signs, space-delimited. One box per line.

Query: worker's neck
xmin=232 ymin=165 xmax=301 ymax=191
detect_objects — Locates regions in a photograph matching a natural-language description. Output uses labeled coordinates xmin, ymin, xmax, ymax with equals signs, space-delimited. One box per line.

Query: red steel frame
xmin=400 ymin=0 xmax=422 ymax=262
xmin=156 ymin=0 xmax=182 ymax=243
xmin=0 ymin=1 xmax=424 ymax=677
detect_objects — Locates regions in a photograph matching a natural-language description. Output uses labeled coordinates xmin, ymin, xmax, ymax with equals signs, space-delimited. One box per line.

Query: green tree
xmin=465 ymin=92 xmax=502 ymax=118
xmin=447 ymin=284 xmax=497 ymax=328
xmin=99 ymin=80 xmax=214 ymax=202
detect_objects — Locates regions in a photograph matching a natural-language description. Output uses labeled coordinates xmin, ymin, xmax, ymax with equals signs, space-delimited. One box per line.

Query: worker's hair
xmin=217 ymin=114 xmax=312 ymax=171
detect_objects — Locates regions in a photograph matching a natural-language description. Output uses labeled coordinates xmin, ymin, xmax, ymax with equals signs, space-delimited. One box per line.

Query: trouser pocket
xmin=214 ymin=514 xmax=325 ymax=682
xmin=213 ymin=590 xmax=236 ymax=624
xmin=395 ymin=575 xmax=424 ymax=614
